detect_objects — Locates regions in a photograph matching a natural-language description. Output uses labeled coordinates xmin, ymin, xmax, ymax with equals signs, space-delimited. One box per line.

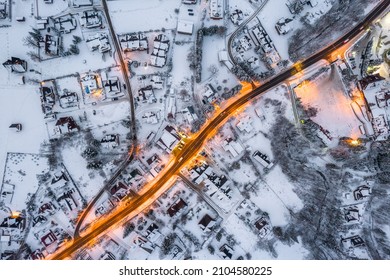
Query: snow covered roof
xmin=177 ymin=20 xmax=194 ymax=35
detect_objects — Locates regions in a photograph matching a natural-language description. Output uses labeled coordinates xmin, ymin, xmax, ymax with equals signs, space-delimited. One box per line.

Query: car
xmin=188 ymin=9 xmax=193 ymax=12
xmin=189 ymin=12 xmax=194 ymax=16
xmin=111 ymin=97 xmax=119 ymax=101
xmin=92 ymin=102 xmax=97 ymax=106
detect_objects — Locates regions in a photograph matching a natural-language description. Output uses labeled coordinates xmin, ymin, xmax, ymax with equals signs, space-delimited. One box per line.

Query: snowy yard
xmin=294 ymin=66 xmax=363 ymax=142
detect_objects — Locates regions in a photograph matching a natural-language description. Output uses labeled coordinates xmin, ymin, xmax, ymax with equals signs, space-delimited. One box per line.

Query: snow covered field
xmin=108 ymin=0 xmax=181 ymax=33
xmin=294 ymin=66 xmax=363 ymax=142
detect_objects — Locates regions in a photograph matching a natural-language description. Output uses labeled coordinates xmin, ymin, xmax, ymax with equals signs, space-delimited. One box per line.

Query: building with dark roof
xmin=3 ymin=57 xmax=27 ymax=73
xmin=167 ymin=198 xmax=187 ymax=217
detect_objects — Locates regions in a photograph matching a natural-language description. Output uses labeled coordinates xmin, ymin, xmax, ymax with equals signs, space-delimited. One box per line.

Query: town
xmin=0 ymin=0 xmax=389 ymax=262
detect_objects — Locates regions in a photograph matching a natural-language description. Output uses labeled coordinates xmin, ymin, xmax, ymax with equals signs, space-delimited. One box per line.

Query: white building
xmin=177 ymin=20 xmax=194 ymax=35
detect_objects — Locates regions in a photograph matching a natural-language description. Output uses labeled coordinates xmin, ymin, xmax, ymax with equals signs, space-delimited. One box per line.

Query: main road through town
xmin=49 ymin=1 xmax=389 ymax=259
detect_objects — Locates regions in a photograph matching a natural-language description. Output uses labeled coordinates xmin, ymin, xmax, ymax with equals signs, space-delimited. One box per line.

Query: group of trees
xmin=288 ymin=0 xmax=378 ymax=61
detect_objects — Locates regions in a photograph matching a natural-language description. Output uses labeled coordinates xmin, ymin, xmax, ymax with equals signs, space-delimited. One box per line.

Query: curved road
xmin=73 ymin=0 xmax=138 ymax=237
xmin=49 ymin=1 xmax=389 ymax=259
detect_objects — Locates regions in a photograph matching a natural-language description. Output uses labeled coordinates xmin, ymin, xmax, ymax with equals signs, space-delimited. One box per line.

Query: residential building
xmin=210 ymin=0 xmax=224 ymax=19
xmin=101 ymin=134 xmax=120 ymax=149
xmin=150 ymin=34 xmax=170 ymax=68
xmin=167 ymin=198 xmax=188 ymax=217
xmin=53 ymin=14 xmax=77 ymax=34
xmin=177 ymin=20 xmax=194 ymax=35
xmin=2 ymin=57 xmax=27 ymax=73
xmin=73 ymin=0 xmax=93 ymax=7
xmin=54 ymin=117 xmax=79 ymax=134
xmin=80 ymin=10 xmax=102 ymax=29
xmin=222 ymin=137 xmax=244 ymax=158
xmin=360 ymin=75 xmax=390 ymax=140
xmin=156 ymin=125 xmax=181 ymax=152
xmin=253 ymin=150 xmax=274 ymax=168
xmin=353 ymin=185 xmax=371 ymax=200
xmin=119 ymin=33 xmax=148 ymax=52
xmin=86 ymin=33 xmax=111 ymax=53
xmin=198 ymin=214 xmax=216 ymax=232
xmin=275 ymin=17 xmax=293 ymax=35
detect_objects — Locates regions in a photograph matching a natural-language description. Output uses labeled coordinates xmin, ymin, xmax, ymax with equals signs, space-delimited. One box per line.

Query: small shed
xmin=9 ymin=123 xmax=22 ymax=132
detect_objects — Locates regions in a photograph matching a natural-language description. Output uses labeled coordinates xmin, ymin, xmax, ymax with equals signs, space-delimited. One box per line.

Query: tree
xmin=69 ymin=44 xmax=80 ymax=55
xmin=73 ymin=35 xmax=82 ymax=44
xmin=81 ymin=147 xmax=98 ymax=159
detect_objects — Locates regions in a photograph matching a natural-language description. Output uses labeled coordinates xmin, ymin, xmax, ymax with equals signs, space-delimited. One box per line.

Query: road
xmin=227 ymin=0 xmax=269 ymax=65
xmin=48 ymin=1 xmax=389 ymax=259
xmin=73 ymin=0 xmax=137 ymax=237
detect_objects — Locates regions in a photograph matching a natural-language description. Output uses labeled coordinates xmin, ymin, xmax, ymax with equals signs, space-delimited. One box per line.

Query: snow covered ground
xmin=108 ymin=0 xmax=181 ymax=33
xmin=294 ymin=66 xmax=363 ymax=142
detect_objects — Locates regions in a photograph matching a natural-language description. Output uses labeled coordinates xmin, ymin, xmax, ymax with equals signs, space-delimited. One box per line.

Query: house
xmin=222 ymin=137 xmax=244 ymax=158
xmin=109 ymin=181 xmax=128 ymax=202
xmin=145 ymin=223 xmax=163 ymax=244
xmin=40 ymin=230 xmax=57 ymax=248
xmin=55 ymin=117 xmax=79 ymax=134
xmin=38 ymin=202 xmax=56 ymax=215
xmin=146 ymin=154 xmax=162 ymax=177
xmin=137 ymin=85 xmax=156 ymax=103
xmin=0 ymin=1 xmax=7 ymax=19
xmin=182 ymin=106 xmax=198 ymax=124
xmin=219 ymin=244 xmax=233 ymax=259
xmin=253 ymin=150 xmax=274 ymax=168
xmin=198 ymin=214 xmax=216 ymax=232
xmin=29 ymin=249 xmax=45 ymax=260
xmin=230 ymin=9 xmax=243 ymax=25
xmin=81 ymin=73 xmax=100 ymax=94
xmin=57 ymin=189 xmax=79 ymax=212
xmin=360 ymin=76 xmax=390 ymax=140
xmin=103 ymin=76 xmax=121 ymax=95
xmin=73 ymin=0 xmax=93 ymax=7
xmin=341 ymin=235 xmax=365 ymax=250
xmin=156 ymin=125 xmax=181 ymax=153
xmin=59 ymin=90 xmax=78 ymax=108
xmin=237 ymin=115 xmax=253 ymax=133
xmin=3 ymin=57 xmax=27 ymax=73
xmin=36 ymin=17 xmax=48 ymax=30
xmin=344 ymin=206 xmax=361 ymax=223
xmin=9 ymin=123 xmax=22 ymax=132
xmin=210 ymin=0 xmax=224 ymax=19
xmin=177 ymin=20 xmax=194 ymax=35
xmin=203 ymin=84 xmax=217 ymax=104
xmin=32 ymin=215 xmax=47 ymax=227
xmin=142 ymin=111 xmax=160 ymax=124
xmin=275 ymin=17 xmax=293 ymax=35
xmin=39 ymin=34 xmax=60 ymax=56
xmin=53 ymin=14 xmax=77 ymax=34
xmin=353 ymin=185 xmax=371 ymax=200
xmin=100 ymin=251 xmax=116 ymax=260
xmin=101 ymin=134 xmax=120 ymax=148
xmin=150 ymin=34 xmax=170 ymax=68
xmin=51 ymin=170 xmax=69 ymax=189
xmin=80 ymin=10 xmax=102 ymax=29
xmin=95 ymin=199 xmax=114 ymax=217
xmin=86 ymin=33 xmax=111 ymax=53
xmin=254 ymin=217 xmax=271 ymax=238
xmin=167 ymin=198 xmax=187 ymax=217
xmin=239 ymin=35 xmax=252 ymax=51
xmin=119 ymin=33 xmax=148 ymax=52
xmin=151 ymin=75 xmax=164 ymax=89
xmin=40 ymin=82 xmax=56 ymax=114
xmin=0 ymin=215 xmax=25 ymax=230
